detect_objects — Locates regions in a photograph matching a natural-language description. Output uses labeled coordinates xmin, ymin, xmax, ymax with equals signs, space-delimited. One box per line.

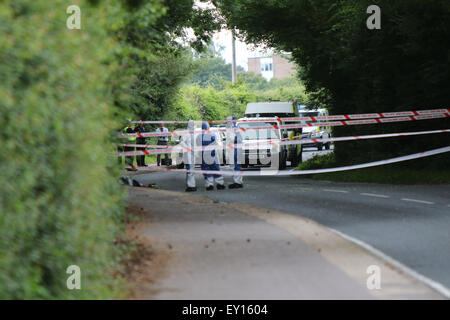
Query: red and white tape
xmin=125 ymin=146 xmax=450 ymax=176
xmin=115 ymin=129 xmax=450 ymax=157
xmin=121 ymin=143 xmax=169 ymax=149
xmin=121 ymin=113 xmax=449 ymax=139
xmin=130 ymin=108 xmax=450 ymax=124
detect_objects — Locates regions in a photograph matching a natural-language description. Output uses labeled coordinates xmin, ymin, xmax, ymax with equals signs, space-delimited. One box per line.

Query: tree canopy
xmin=213 ymin=0 xmax=450 ymax=165
xmin=112 ymin=0 xmax=220 ymax=121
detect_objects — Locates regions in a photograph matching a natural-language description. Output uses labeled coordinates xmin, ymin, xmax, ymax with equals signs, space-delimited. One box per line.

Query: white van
xmin=299 ymin=108 xmax=331 ymax=150
xmin=244 ymin=101 xmax=303 ymax=166
xmin=237 ymin=117 xmax=287 ymax=170
xmin=245 ymin=101 xmax=299 ymax=118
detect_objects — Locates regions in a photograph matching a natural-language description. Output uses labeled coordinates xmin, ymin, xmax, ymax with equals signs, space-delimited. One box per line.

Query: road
xmin=127 ymin=186 xmax=444 ymax=299
xmin=132 ymin=147 xmax=450 ymax=294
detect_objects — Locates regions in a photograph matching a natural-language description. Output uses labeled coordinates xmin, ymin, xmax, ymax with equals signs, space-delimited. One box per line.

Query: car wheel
xmin=291 ymin=146 xmax=301 ymax=167
xmin=278 ymin=150 xmax=287 ymax=170
xmin=325 ymin=143 xmax=330 ymax=150
xmin=298 ymin=144 xmax=303 ymax=164
xmin=291 ymin=155 xmax=299 ymax=167
xmin=317 ymin=144 xmax=323 ymax=151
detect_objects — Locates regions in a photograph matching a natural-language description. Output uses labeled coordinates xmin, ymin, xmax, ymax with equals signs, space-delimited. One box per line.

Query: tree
xmin=191 ymin=56 xmax=232 ymax=88
xmin=237 ymin=72 xmax=269 ymax=91
xmin=190 ymin=43 xmax=233 ymax=88
xmin=214 ymin=0 xmax=450 ymax=166
xmin=113 ymin=0 xmax=220 ymax=121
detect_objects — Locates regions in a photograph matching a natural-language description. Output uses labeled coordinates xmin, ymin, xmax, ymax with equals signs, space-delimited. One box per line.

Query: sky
xmin=212 ymin=29 xmax=271 ymax=71
xmin=193 ymin=0 xmax=271 ymax=71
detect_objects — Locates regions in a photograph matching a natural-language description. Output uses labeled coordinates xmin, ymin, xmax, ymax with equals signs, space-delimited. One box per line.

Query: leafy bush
xmin=0 ymin=0 xmax=128 ymax=299
xmin=171 ymin=75 xmax=308 ymax=123
xmin=170 ymin=83 xmax=251 ymax=121
xmin=298 ymin=153 xmax=337 ymax=171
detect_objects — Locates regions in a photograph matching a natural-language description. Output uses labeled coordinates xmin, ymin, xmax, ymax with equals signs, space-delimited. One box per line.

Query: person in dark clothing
xmin=156 ymin=123 xmax=169 ymax=166
xmin=124 ymin=126 xmax=136 ymax=170
xmin=135 ymin=123 xmax=147 ymax=167
xmin=197 ymin=122 xmax=225 ymax=190
xmin=118 ymin=144 xmax=124 ymax=165
xmin=118 ymin=126 xmax=127 ymax=165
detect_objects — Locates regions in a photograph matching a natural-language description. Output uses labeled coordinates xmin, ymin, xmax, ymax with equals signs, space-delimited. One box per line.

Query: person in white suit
xmin=225 ymin=116 xmax=244 ymax=188
xmin=182 ymin=120 xmax=197 ymax=192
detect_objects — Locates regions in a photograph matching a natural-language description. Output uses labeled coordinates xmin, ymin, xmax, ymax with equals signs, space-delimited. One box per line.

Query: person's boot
xmin=185 ymin=187 xmax=197 ymax=192
xmin=206 ymin=186 xmax=214 ymax=191
xmin=228 ymin=183 xmax=243 ymax=189
xmin=216 ymin=184 xmax=226 ymax=190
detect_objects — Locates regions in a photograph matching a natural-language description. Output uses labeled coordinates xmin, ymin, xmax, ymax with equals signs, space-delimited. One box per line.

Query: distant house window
xmin=261 ymin=63 xmax=273 ymax=72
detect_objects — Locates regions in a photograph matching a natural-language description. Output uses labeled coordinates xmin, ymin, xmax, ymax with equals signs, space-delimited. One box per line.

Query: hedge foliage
xmin=215 ymin=0 xmax=450 ymax=167
xmin=165 ymin=75 xmax=309 ymax=125
xmin=0 ymin=0 xmax=131 ymax=299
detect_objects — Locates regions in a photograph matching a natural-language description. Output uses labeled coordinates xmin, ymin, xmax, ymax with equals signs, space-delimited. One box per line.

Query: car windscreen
xmin=237 ymin=122 xmax=280 ymax=140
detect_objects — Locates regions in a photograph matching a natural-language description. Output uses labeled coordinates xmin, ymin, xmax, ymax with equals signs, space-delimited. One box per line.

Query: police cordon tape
xmin=121 ymin=112 xmax=449 ymax=139
xmin=121 ymin=143 xmax=170 ymax=149
xmin=119 ymin=132 xmax=309 ymax=154
xmin=125 ymin=146 xmax=450 ymax=176
xmin=121 ymin=133 xmax=308 ymax=149
xmin=130 ymin=107 xmax=450 ymax=124
xmin=115 ymin=129 xmax=450 ymax=157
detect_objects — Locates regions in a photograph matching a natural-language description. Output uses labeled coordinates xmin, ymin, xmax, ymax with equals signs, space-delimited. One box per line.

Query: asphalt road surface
xmin=129 ymin=186 xmax=446 ymax=299
xmin=132 ymin=147 xmax=450 ymax=292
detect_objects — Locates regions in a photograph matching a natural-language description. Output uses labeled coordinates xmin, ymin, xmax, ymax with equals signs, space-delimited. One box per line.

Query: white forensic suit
xmin=197 ymin=122 xmax=225 ymax=189
xmin=182 ymin=120 xmax=196 ymax=191
xmin=225 ymin=116 xmax=244 ymax=186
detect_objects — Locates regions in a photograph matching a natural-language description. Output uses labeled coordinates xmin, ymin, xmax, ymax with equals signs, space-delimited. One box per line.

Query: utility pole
xmin=231 ymin=29 xmax=237 ymax=84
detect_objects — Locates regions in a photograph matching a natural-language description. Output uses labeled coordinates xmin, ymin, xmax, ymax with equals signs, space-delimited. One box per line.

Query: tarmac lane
xmin=128 ymin=167 xmax=449 ymax=299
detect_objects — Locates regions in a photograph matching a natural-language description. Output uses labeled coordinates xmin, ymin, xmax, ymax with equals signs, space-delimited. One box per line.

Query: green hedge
xmin=168 ymin=77 xmax=309 ymax=124
xmin=0 ymin=1 xmax=126 ymax=299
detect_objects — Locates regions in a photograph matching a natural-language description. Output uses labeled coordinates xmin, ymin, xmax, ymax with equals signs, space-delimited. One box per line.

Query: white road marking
xmin=323 ymin=189 xmax=349 ymax=193
xmin=401 ymin=198 xmax=435 ymax=205
xmin=360 ymin=193 xmax=390 ymax=198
